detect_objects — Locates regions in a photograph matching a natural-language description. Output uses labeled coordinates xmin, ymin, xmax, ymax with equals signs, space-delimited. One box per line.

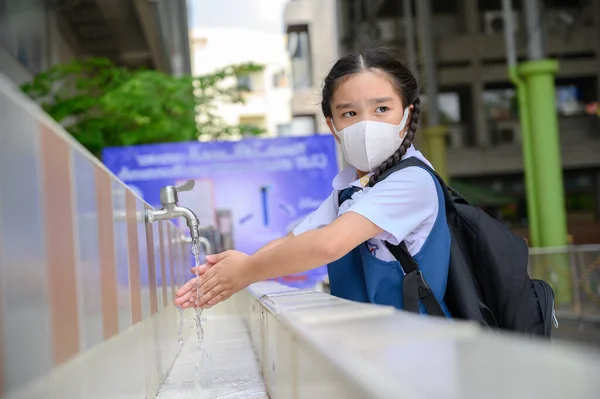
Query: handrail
xmin=529 ymin=244 xmax=600 ymax=255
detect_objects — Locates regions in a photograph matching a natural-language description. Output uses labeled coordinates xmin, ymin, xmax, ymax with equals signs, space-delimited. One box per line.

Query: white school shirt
xmin=292 ymin=146 xmax=439 ymax=262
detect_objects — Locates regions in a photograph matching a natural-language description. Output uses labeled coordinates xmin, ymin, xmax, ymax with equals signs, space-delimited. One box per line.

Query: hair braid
xmin=368 ymin=97 xmax=421 ymax=187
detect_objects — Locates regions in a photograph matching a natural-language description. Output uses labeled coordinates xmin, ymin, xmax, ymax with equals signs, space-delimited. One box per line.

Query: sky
xmin=188 ymin=0 xmax=289 ymax=34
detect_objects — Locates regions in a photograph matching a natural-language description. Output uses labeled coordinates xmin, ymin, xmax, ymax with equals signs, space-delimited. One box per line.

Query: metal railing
xmin=185 ymin=232 xmax=600 ymax=322
xmin=529 ymin=244 xmax=600 ymax=322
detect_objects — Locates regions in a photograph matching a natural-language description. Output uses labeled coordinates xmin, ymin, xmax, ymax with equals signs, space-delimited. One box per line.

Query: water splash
xmin=177 ymin=307 xmax=184 ymax=345
xmin=191 ymin=240 xmax=205 ymax=362
xmin=190 ymin=239 xmax=212 ymax=391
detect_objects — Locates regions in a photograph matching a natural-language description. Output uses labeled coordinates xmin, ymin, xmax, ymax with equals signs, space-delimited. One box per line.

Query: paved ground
xmin=157 ymin=314 xmax=268 ymax=399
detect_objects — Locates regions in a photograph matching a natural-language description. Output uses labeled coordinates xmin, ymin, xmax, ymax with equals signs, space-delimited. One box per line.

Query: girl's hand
xmin=174 ymin=250 xmax=252 ymax=308
xmin=173 ymin=258 xmax=216 ymax=308
xmin=196 ymin=250 xmax=252 ymax=307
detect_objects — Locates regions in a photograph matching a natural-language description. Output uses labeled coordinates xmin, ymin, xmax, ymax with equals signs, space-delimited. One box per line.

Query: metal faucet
xmin=145 ymin=179 xmax=200 ymax=240
xmin=181 ymin=234 xmax=213 ymax=255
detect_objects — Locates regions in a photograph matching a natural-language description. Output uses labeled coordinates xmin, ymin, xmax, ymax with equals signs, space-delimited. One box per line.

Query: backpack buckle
xmin=552 ymin=301 xmax=559 ymax=328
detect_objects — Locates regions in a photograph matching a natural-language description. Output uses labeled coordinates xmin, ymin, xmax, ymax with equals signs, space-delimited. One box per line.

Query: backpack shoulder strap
xmin=385 ymin=241 xmax=446 ymax=316
xmin=378 ymin=157 xmax=468 ymax=213
xmin=336 ymin=158 xmax=459 ymax=317
xmin=379 ymin=157 xmax=451 ymax=317
xmin=378 ymin=156 xmax=428 ymax=181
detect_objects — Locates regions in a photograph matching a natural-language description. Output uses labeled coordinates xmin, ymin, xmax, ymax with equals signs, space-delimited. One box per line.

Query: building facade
xmin=0 ymin=0 xmax=190 ymax=83
xmin=284 ymin=0 xmax=341 ymax=135
xmin=293 ymin=0 xmax=599 ymax=242
xmin=190 ymin=26 xmax=292 ymax=138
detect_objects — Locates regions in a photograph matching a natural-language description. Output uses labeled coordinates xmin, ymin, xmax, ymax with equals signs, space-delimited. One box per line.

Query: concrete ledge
xmin=240 ymin=281 xmax=600 ymax=399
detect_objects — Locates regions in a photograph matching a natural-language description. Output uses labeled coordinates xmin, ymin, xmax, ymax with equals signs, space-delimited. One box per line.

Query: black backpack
xmin=356 ymin=157 xmax=557 ymax=337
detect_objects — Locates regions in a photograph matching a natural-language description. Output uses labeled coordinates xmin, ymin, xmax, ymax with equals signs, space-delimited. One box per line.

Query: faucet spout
xmin=180 ymin=234 xmax=212 ymax=254
xmin=144 ymin=179 xmax=201 ymax=240
xmin=179 ymin=206 xmax=200 ymax=240
xmin=145 ymin=204 xmax=200 ymax=239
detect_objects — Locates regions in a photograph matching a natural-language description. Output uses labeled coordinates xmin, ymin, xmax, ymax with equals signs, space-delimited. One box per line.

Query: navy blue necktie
xmin=338 ymin=186 xmax=362 ymax=206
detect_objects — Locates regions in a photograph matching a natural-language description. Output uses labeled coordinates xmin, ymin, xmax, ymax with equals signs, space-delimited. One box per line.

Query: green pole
xmin=517 ymin=60 xmax=567 ymax=248
xmin=508 ymin=67 xmax=541 ymax=247
xmin=518 ymin=59 xmax=571 ymax=306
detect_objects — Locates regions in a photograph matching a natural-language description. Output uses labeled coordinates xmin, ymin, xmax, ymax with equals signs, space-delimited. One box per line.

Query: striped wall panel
xmin=0 ymin=72 xmax=194 ymax=398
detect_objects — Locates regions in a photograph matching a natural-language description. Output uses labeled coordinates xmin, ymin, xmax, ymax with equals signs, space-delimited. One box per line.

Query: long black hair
xmin=321 ymin=48 xmax=420 ymax=187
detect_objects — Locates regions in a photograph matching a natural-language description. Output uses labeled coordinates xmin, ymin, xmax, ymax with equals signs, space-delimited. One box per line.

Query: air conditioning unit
xmin=545 ymin=10 xmax=575 ymax=27
xmin=484 ymin=11 xmax=519 ymax=35
xmin=545 ymin=10 xmax=575 ymax=34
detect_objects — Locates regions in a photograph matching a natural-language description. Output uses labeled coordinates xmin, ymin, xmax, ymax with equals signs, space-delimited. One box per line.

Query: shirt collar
xmin=331 ymin=145 xmax=432 ymax=190
xmin=332 ymin=166 xmax=362 ymax=190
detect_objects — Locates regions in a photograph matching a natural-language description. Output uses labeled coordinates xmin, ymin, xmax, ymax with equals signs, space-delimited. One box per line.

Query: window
xmin=483 ymin=88 xmax=517 ymax=121
xmin=483 ymin=87 xmax=519 ymax=145
xmin=437 ymin=92 xmax=462 ymax=124
xmin=237 ymin=72 xmax=264 ymax=93
xmin=237 ymin=74 xmax=253 ymax=92
xmin=290 ymin=115 xmax=316 ymax=136
xmin=287 ymin=25 xmax=312 ymax=90
xmin=555 ymin=77 xmax=597 ymax=117
xmin=277 ymin=124 xmax=292 ymax=136
xmin=239 ymin=115 xmax=266 ymax=130
xmin=420 ymin=92 xmax=463 ymax=124
xmin=422 ymin=91 xmax=470 ymax=147
xmin=194 ymin=37 xmax=208 ymax=50
xmin=272 ymin=70 xmax=288 ymax=88
xmin=556 ymin=85 xmax=583 ymax=116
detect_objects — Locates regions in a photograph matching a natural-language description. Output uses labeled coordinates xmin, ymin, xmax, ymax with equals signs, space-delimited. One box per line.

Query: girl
xmin=175 ymin=48 xmax=451 ymax=316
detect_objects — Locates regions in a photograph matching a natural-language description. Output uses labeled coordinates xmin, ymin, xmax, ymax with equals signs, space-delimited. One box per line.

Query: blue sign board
xmin=102 ymin=135 xmax=338 ymax=288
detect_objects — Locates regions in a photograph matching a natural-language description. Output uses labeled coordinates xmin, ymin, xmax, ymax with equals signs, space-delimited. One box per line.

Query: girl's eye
xmin=342 ymin=111 xmax=357 ymax=118
xmin=375 ymin=106 xmax=389 ymax=113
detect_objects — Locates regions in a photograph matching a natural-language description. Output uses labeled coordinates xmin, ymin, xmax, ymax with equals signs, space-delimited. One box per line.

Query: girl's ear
xmin=326 ymin=117 xmax=340 ymax=143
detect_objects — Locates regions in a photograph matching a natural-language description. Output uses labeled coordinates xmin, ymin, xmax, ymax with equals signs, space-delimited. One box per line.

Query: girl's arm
xmin=254 ymin=232 xmax=293 ymax=254
xmin=179 ymin=212 xmax=383 ymax=308
xmin=245 ymin=212 xmax=383 ymax=283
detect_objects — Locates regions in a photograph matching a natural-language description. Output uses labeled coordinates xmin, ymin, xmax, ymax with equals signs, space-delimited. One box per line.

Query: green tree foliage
xmin=21 ymin=58 xmax=264 ymax=156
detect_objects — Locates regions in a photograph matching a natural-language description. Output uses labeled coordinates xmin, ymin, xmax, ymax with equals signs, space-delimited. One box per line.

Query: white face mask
xmin=333 ymin=108 xmax=410 ymax=172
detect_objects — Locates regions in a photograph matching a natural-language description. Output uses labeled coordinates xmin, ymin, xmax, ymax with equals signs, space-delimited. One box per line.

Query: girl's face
xmin=326 ymin=70 xmax=412 ymax=141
